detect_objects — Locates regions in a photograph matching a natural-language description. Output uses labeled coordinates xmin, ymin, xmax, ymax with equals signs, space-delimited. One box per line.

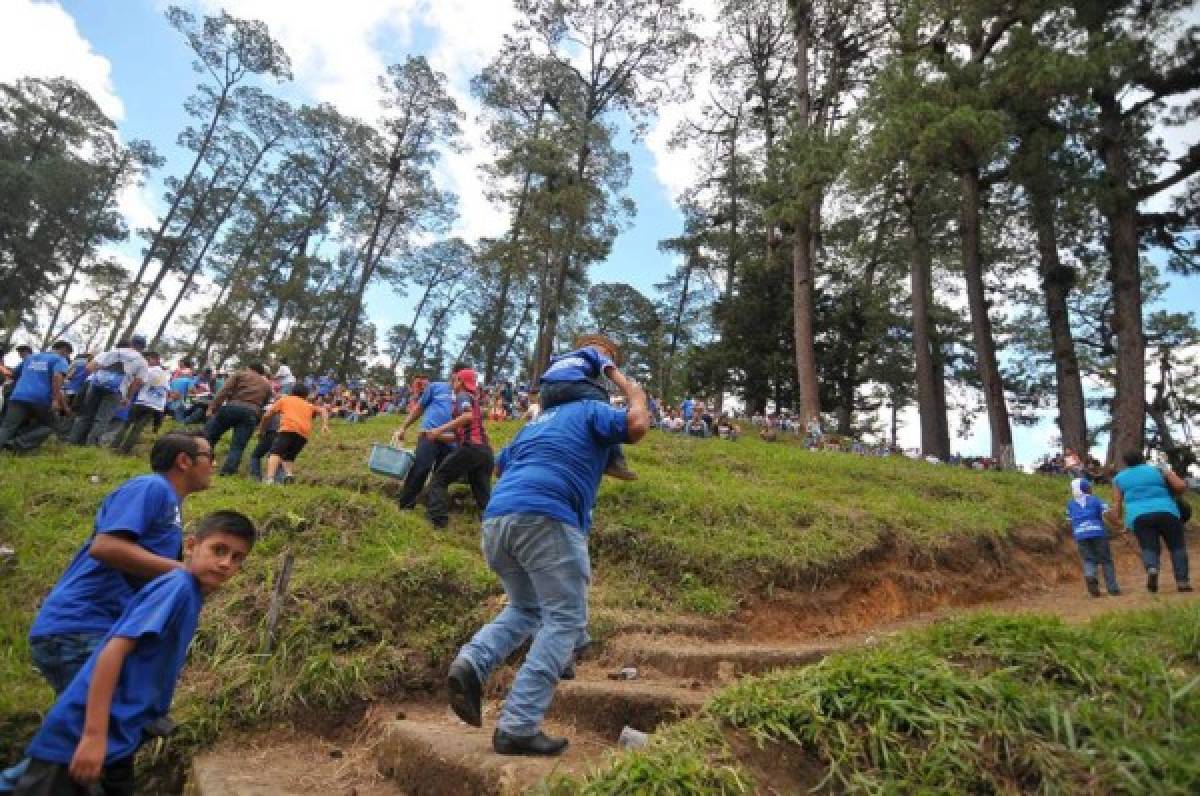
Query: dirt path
xmin=188 ymin=534 xmax=1198 ymax=796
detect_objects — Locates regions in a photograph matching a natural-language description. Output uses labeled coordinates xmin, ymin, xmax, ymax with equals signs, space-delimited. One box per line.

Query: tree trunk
xmin=338 ymin=141 xmax=406 ymax=379
xmin=1027 ymin=182 xmax=1088 ymax=454
xmin=960 ymin=167 xmax=1014 ymax=465
xmin=789 ymin=0 xmax=822 ymax=426
xmin=42 ymin=156 xmax=128 ymax=348
xmin=108 ymin=87 xmax=233 ymax=348
xmin=150 ymin=140 xmax=276 ymax=348
xmin=663 ymin=249 xmax=696 ymax=401
xmin=122 ymin=156 xmax=230 ymax=341
xmin=907 ymin=181 xmax=947 ymax=458
xmin=1097 ymin=93 xmax=1145 ymax=464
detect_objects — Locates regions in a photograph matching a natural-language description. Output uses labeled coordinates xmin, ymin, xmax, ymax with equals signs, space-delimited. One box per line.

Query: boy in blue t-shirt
xmin=1066 ymin=478 xmax=1120 ymax=597
xmin=537 ymin=334 xmax=636 ymax=480
xmin=14 ymin=511 xmax=256 ymax=796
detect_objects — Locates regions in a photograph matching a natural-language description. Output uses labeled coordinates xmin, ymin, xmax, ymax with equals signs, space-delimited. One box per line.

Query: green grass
xmin=0 ymin=414 xmax=1073 ymax=785
xmin=545 ymin=603 xmax=1200 ymax=794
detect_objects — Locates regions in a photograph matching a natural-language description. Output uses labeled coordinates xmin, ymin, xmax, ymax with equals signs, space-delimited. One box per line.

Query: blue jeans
xmin=457 ymin=514 xmax=590 ymax=736
xmin=1075 ymin=537 xmax=1119 ymax=592
xmin=68 ymin=387 xmax=121 ymax=445
xmin=204 ymin=404 xmax=259 ymax=475
xmin=1132 ymin=512 xmax=1190 ymax=585
xmin=0 ymin=633 xmax=103 ymax=791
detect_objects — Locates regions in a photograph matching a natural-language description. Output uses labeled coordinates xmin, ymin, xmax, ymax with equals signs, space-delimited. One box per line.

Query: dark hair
xmin=115 ymin=339 xmax=131 ymax=348
xmin=450 ymin=362 xmax=470 ymax=374
xmin=1122 ymin=450 xmax=1145 ymax=467
xmin=290 ymin=383 xmax=310 ymax=399
xmin=51 ymin=340 xmax=73 ymax=355
xmin=180 ymin=357 xmax=194 ymax=368
xmin=193 ymin=510 xmax=256 ymax=549
xmin=144 ymin=350 xmax=160 ymax=361
xmin=150 ymin=431 xmax=207 ymax=473
xmin=247 ymin=362 xmax=266 ymax=375
xmin=16 ymin=344 xmax=32 ymax=354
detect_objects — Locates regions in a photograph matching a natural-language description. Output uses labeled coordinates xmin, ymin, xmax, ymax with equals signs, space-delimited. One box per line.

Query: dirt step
xmin=604 ymin=636 xmax=835 ymax=680
xmin=593 ymin=610 xmax=736 ymax=640
xmin=187 ymin=731 xmax=403 ymax=796
xmin=548 ymin=677 xmax=709 ymax=735
xmin=375 ymin=702 xmax=617 ymax=796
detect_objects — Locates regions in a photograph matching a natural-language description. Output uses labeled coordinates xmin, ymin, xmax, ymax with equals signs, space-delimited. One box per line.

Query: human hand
xmin=68 ymin=733 xmax=106 ymax=786
xmin=392 ymin=429 xmax=406 ymax=446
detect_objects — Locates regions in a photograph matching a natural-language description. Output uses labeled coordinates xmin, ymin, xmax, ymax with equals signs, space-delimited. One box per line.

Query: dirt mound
xmin=735 ymin=523 xmax=1074 ymax=640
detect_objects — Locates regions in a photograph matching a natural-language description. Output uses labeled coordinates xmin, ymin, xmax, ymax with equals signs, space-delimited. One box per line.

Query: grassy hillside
xmin=542 ymin=603 xmax=1200 ymax=794
xmin=0 ymin=414 xmax=1072 ymax=782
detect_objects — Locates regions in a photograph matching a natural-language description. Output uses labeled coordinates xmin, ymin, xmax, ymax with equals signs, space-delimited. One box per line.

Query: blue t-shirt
xmin=30 ymin=475 xmax=183 ymax=639
xmin=681 ymin=399 xmax=695 ymax=420
xmin=418 ymin=382 xmax=454 ymax=430
xmin=487 ymin=400 xmax=629 ymax=532
xmin=1066 ymin=495 xmax=1108 ymax=540
xmin=65 ymin=357 xmax=90 ymax=395
xmin=27 ymin=569 xmax=203 ymax=766
xmin=10 ymin=351 xmax=68 ymax=406
xmin=316 ymin=376 xmax=337 ymax=397
xmin=1114 ymin=464 xmax=1180 ymax=527
xmin=169 ymin=374 xmax=195 ymax=402
xmin=540 ymin=347 xmax=613 ymax=384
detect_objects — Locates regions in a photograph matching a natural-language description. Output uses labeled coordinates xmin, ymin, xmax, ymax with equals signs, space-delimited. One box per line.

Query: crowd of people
xmin=0 ymin=329 xmax=1195 ymax=791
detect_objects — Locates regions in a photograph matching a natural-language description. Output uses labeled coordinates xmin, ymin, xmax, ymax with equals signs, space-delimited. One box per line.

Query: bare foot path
xmin=188 ymin=535 xmax=1198 ymax=796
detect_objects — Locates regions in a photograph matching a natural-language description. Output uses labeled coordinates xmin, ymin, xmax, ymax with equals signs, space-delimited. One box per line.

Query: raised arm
xmin=69 ymin=636 xmax=137 ymax=785
xmin=608 ymin=369 xmax=649 ymax=443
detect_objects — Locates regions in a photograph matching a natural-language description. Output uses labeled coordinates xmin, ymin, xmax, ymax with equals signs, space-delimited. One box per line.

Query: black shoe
xmin=1179 ymin=582 xmax=1193 ymax=592
xmin=492 ymin=728 xmax=568 ymax=757
xmin=604 ymin=463 xmax=638 ymax=481
xmin=447 ymin=658 xmax=482 ymax=727
xmin=1086 ymin=577 xmax=1101 ymax=598
xmin=1108 ymin=588 xmax=1122 ymax=597
xmin=561 ymin=661 xmax=576 ymax=680
xmin=1147 ymin=569 xmax=1159 ymax=593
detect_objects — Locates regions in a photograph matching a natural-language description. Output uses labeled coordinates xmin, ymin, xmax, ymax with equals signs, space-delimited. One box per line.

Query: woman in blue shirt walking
xmin=1111 ymin=451 xmax=1191 ymax=593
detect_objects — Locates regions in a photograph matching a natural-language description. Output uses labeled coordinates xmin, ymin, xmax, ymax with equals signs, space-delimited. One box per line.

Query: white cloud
xmin=0 ymin=0 xmax=125 ymax=120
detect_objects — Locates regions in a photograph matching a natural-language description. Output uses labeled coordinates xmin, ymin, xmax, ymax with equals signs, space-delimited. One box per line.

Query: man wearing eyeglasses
xmin=0 ymin=432 xmax=214 ymax=792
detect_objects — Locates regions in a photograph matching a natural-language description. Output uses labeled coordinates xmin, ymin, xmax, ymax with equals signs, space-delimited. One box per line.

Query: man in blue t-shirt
xmin=0 ymin=433 xmax=214 ymax=792
xmin=0 ymin=341 xmax=71 ymax=454
xmin=445 ymin=361 xmax=650 ymax=757
xmin=421 ymin=368 xmax=493 ymax=530
xmin=13 ymin=511 xmax=255 ymax=796
xmin=392 ymin=378 xmax=457 ymax=509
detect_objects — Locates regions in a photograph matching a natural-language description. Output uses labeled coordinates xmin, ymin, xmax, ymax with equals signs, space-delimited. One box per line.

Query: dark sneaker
xmin=1147 ymin=569 xmax=1159 ymax=594
xmin=1108 ymin=588 xmax=1122 ymax=597
xmin=604 ymin=464 xmax=638 ymax=481
xmin=447 ymin=658 xmax=482 ymax=728
xmin=492 ymin=728 xmax=568 ymax=757
xmin=1086 ymin=577 xmax=1101 ymax=598
xmin=1179 ymin=582 xmax=1193 ymax=592
xmin=561 ymin=661 xmax=576 ymax=680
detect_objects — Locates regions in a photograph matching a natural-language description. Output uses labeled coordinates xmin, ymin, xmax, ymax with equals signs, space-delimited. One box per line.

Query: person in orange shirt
xmin=258 ymin=383 xmax=330 ymax=484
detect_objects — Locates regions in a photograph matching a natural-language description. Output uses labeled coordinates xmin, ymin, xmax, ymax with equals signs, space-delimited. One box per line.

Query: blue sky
xmin=2 ymin=0 xmax=1196 ymax=467
xmin=57 ymin=0 xmax=685 ymax=342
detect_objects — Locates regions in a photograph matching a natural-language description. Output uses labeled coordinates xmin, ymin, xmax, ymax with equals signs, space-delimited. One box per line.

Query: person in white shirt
xmin=69 ymin=335 xmax=150 ymax=446
xmin=111 ymin=352 xmax=170 ymax=455
xmin=274 ymin=359 xmax=296 ymax=395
